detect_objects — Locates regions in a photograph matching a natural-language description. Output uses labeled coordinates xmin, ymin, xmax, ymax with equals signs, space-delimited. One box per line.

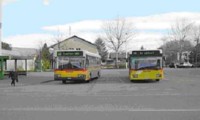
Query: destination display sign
xmin=57 ymin=51 xmax=83 ymax=56
xmin=131 ymin=50 xmax=162 ymax=57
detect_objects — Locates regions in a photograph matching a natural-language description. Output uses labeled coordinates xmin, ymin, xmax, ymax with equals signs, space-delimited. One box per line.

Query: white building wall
xmin=6 ymin=60 xmax=15 ymax=71
xmin=6 ymin=60 xmax=35 ymax=71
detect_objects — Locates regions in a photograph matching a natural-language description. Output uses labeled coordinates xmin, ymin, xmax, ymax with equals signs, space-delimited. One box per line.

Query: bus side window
xmin=135 ymin=60 xmax=138 ymax=69
xmin=157 ymin=59 xmax=160 ymax=67
xmin=80 ymin=60 xmax=84 ymax=68
xmin=86 ymin=58 xmax=89 ymax=67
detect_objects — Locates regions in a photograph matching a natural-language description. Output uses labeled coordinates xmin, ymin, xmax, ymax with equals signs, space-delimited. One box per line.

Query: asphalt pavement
xmin=0 ymin=68 xmax=200 ymax=120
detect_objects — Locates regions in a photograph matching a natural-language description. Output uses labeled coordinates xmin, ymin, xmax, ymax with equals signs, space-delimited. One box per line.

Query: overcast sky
xmin=2 ymin=0 xmax=200 ymax=50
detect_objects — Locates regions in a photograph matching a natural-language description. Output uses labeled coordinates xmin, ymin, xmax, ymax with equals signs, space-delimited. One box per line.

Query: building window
xmin=76 ymin=48 xmax=81 ymax=50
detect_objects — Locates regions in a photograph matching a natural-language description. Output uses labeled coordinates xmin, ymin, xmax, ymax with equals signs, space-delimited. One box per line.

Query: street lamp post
xmin=0 ymin=1 xmax=2 ymax=55
xmin=125 ymin=42 xmax=128 ymax=69
xmin=195 ymin=38 xmax=199 ymax=65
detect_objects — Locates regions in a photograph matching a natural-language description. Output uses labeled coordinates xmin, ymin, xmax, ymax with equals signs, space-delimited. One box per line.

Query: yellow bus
xmin=129 ymin=50 xmax=164 ymax=82
xmin=54 ymin=50 xmax=101 ymax=83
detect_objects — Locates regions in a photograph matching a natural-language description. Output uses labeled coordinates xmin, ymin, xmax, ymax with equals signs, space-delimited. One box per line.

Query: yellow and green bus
xmin=129 ymin=50 xmax=164 ymax=82
xmin=54 ymin=50 xmax=101 ymax=83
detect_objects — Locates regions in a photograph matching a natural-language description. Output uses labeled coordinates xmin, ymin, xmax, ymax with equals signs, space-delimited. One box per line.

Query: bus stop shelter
xmin=1 ymin=49 xmax=37 ymax=79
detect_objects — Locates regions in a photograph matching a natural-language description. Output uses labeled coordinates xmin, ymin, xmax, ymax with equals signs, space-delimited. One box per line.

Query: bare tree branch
xmin=102 ymin=17 xmax=136 ymax=68
xmin=52 ymin=29 xmax=68 ymax=50
xmin=166 ymin=18 xmax=194 ymax=63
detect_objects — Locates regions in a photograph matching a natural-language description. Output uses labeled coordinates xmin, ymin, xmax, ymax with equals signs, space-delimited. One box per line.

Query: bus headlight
xmin=132 ymin=74 xmax=138 ymax=78
xmin=78 ymin=74 xmax=86 ymax=79
xmin=156 ymin=74 xmax=162 ymax=78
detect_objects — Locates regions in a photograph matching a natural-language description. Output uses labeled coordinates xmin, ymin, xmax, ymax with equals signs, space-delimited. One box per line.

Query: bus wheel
xmin=84 ymin=79 xmax=90 ymax=83
xmin=62 ymin=80 xmax=66 ymax=84
xmin=130 ymin=80 xmax=134 ymax=83
xmin=85 ymin=73 xmax=92 ymax=83
xmin=156 ymin=79 xmax=160 ymax=82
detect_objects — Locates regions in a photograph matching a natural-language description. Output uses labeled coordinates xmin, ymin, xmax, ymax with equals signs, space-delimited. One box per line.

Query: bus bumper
xmin=54 ymin=77 xmax=86 ymax=81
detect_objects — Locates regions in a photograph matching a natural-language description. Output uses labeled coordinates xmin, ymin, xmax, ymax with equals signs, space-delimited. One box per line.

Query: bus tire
xmin=62 ymin=80 xmax=66 ymax=84
xmin=130 ymin=80 xmax=134 ymax=83
xmin=156 ymin=79 xmax=160 ymax=82
xmin=84 ymin=79 xmax=90 ymax=83
xmin=90 ymin=72 xmax=92 ymax=79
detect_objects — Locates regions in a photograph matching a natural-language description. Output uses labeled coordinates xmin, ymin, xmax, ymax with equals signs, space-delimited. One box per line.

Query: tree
xmin=41 ymin=43 xmax=51 ymax=70
xmin=2 ymin=42 xmax=12 ymax=50
xmin=35 ymin=42 xmax=51 ymax=71
xmin=41 ymin=43 xmax=50 ymax=60
xmin=191 ymin=24 xmax=200 ymax=64
xmin=190 ymin=44 xmax=200 ymax=64
xmin=160 ymin=40 xmax=193 ymax=64
xmin=169 ymin=19 xmax=194 ymax=63
xmin=53 ymin=29 xmax=69 ymax=50
xmin=140 ymin=46 xmax=144 ymax=50
xmin=94 ymin=38 xmax=108 ymax=62
xmin=102 ymin=17 xmax=136 ymax=68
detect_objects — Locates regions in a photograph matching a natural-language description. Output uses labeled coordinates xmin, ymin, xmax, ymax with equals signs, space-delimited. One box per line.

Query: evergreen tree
xmin=94 ymin=38 xmax=108 ymax=62
xmin=140 ymin=46 xmax=144 ymax=50
xmin=42 ymin=43 xmax=50 ymax=60
xmin=2 ymin=42 xmax=12 ymax=50
xmin=41 ymin=43 xmax=51 ymax=70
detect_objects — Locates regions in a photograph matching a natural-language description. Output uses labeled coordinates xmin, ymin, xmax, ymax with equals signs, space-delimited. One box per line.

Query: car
xmin=169 ymin=63 xmax=175 ymax=68
xmin=168 ymin=62 xmax=177 ymax=68
xmin=192 ymin=63 xmax=200 ymax=68
xmin=177 ymin=62 xmax=193 ymax=68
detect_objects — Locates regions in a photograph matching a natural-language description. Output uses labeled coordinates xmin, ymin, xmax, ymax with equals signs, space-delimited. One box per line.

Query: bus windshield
xmin=130 ymin=57 xmax=162 ymax=70
xmin=57 ymin=57 xmax=85 ymax=69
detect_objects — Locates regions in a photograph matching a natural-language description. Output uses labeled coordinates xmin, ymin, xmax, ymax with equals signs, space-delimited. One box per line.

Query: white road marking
xmin=129 ymin=109 xmax=200 ymax=112
xmin=1 ymin=107 xmax=200 ymax=112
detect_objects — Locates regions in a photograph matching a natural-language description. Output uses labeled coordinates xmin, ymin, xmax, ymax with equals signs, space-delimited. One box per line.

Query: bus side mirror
xmin=157 ymin=59 xmax=160 ymax=66
xmin=163 ymin=56 xmax=166 ymax=61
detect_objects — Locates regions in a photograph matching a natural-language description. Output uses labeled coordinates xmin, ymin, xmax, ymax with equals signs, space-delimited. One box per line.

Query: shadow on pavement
xmin=130 ymin=80 xmax=159 ymax=84
xmin=40 ymin=80 xmax=55 ymax=84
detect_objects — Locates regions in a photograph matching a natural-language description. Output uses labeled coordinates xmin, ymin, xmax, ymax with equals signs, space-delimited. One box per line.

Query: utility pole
xmin=195 ymin=38 xmax=199 ymax=65
xmin=125 ymin=42 xmax=127 ymax=69
xmin=179 ymin=40 xmax=184 ymax=63
xmin=0 ymin=1 xmax=2 ymax=55
xmin=69 ymin=26 xmax=71 ymax=36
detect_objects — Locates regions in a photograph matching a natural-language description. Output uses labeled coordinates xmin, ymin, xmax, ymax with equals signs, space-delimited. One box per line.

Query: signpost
xmin=0 ymin=1 xmax=2 ymax=55
xmin=0 ymin=1 xmax=9 ymax=79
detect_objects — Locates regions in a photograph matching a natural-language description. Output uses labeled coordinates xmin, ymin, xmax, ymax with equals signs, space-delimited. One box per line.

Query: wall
xmin=53 ymin=37 xmax=98 ymax=54
xmin=6 ymin=60 xmax=35 ymax=71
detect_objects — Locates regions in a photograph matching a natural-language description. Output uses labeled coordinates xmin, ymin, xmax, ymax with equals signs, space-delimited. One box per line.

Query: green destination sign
xmin=131 ymin=50 xmax=162 ymax=57
xmin=57 ymin=51 xmax=83 ymax=56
